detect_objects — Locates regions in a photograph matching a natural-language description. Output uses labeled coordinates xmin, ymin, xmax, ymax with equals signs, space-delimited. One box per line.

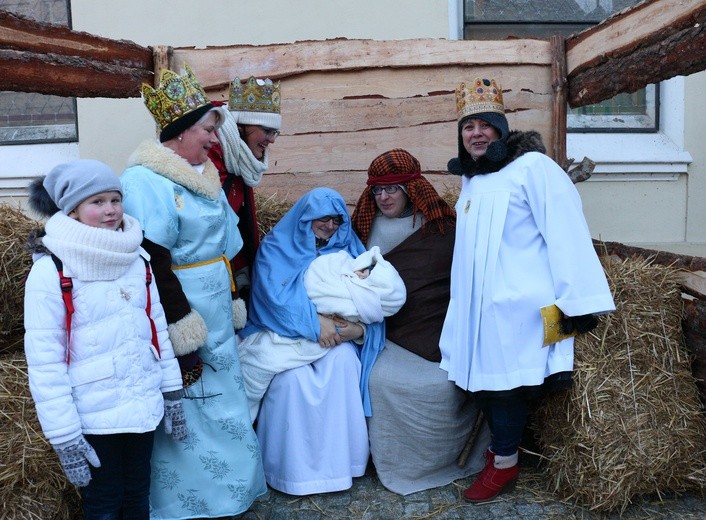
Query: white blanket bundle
xmin=304 ymin=246 xmax=406 ymax=323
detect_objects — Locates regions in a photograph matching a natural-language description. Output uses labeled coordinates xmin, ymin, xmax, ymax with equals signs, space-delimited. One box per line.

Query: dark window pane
xmin=465 ymin=0 xmax=641 ymax=23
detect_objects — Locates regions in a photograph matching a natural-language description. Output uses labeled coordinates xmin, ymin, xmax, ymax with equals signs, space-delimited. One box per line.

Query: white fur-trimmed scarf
xmin=42 ymin=213 xmax=143 ymax=281
xmin=218 ymin=111 xmax=268 ymax=187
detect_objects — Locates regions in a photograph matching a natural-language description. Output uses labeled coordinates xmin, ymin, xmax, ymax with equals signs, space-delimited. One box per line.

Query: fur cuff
xmin=232 ymin=298 xmax=247 ymax=330
xmin=168 ymin=310 xmax=208 ymax=356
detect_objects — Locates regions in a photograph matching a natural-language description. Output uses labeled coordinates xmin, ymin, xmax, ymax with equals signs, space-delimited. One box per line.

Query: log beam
xmin=594 ymin=239 xmax=706 ymax=272
xmin=550 ymin=35 xmax=567 ymax=166
xmin=566 ymin=0 xmax=706 ymax=107
xmin=0 ymin=49 xmax=152 ymax=98
xmin=0 ymin=10 xmax=152 ymax=97
xmin=569 ymin=24 xmax=706 ymax=107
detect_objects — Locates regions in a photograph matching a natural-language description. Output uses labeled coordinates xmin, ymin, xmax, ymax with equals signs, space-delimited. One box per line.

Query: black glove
xmin=560 ymin=313 xmax=599 ymax=335
xmin=238 ymin=286 xmax=251 ymax=314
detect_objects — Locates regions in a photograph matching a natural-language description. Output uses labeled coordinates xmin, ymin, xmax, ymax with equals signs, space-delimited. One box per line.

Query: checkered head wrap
xmin=352 ymin=149 xmax=455 ymax=245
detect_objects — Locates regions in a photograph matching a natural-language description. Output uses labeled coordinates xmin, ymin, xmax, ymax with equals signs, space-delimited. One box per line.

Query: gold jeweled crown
xmin=141 ymin=64 xmax=210 ymax=130
xmin=228 ymin=76 xmax=281 ymax=114
xmin=455 ymin=78 xmax=505 ymax=121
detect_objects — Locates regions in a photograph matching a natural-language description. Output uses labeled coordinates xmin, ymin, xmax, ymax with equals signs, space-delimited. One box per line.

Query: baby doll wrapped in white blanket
xmin=238 ymin=246 xmax=406 ymax=422
xmin=305 ymin=246 xmax=406 ymax=324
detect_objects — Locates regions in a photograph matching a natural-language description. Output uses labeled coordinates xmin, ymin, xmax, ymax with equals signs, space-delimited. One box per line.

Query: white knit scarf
xmin=219 ymin=111 xmax=268 ymax=187
xmin=42 ymin=213 xmax=143 ymax=281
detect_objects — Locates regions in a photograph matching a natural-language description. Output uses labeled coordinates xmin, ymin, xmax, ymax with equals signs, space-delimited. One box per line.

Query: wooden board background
xmin=168 ymin=39 xmax=556 ymax=206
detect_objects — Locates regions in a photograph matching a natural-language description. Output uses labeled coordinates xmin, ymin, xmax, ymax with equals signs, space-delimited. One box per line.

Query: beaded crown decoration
xmin=228 ymin=76 xmax=281 ymax=114
xmin=455 ymin=78 xmax=505 ymax=121
xmin=141 ymin=64 xmax=210 ymax=130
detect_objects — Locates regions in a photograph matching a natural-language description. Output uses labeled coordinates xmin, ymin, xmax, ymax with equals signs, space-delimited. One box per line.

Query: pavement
xmin=237 ymin=462 xmax=706 ymax=520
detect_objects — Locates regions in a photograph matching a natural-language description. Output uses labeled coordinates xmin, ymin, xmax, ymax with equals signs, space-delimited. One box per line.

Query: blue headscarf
xmin=242 ymin=187 xmax=385 ymax=416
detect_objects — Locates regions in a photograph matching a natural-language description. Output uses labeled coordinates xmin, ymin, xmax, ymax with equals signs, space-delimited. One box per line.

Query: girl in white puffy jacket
xmin=23 ymin=159 xmax=185 ymax=520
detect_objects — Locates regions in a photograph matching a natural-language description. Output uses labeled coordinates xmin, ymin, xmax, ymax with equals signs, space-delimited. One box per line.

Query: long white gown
xmin=255 ymin=341 xmax=370 ymax=495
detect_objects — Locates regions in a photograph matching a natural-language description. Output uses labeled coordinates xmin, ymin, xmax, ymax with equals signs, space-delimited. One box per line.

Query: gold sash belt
xmin=172 ymin=254 xmax=235 ymax=292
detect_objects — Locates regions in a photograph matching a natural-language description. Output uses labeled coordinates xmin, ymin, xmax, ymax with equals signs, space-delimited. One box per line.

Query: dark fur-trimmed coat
xmin=448 ymin=130 xmax=546 ymax=177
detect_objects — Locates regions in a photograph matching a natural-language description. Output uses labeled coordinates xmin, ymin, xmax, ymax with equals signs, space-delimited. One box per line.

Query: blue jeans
xmin=479 ymin=397 xmax=527 ymax=457
xmin=82 ymin=431 xmax=154 ymax=520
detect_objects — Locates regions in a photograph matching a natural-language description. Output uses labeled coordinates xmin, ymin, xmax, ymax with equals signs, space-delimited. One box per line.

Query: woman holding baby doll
xmin=239 ymin=187 xmax=389 ymax=495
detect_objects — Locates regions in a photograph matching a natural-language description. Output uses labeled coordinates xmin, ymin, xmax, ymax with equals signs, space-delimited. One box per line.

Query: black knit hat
xmin=454 ymin=78 xmax=510 ymax=168
xmin=459 ymin=111 xmax=509 ymax=141
xmin=160 ymin=103 xmax=215 ymax=142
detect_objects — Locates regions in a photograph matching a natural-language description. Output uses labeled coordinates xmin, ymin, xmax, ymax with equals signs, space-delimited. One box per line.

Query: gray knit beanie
xmin=41 ymin=159 xmax=122 ymax=215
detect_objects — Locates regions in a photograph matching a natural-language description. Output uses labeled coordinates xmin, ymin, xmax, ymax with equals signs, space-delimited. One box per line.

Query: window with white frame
xmin=448 ymin=0 xmax=690 ymax=176
xmin=0 ymin=0 xmax=77 ymax=145
xmin=463 ymin=0 xmax=657 ymax=133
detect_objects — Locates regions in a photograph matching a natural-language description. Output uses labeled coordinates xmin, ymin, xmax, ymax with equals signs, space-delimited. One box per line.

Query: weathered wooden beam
xmin=594 ymin=239 xmax=706 ymax=272
xmin=0 ymin=9 xmax=152 ymax=97
xmin=682 ymin=297 xmax=706 ymax=409
xmin=172 ymin=38 xmax=552 ymax=90
xmin=569 ymin=23 xmax=706 ymax=107
xmin=152 ymin=45 xmax=173 ymax=86
xmin=0 ymin=49 xmax=151 ymax=98
xmin=550 ymin=35 xmax=567 ymax=165
xmin=566 ymin=0 xmax=706 ymax=107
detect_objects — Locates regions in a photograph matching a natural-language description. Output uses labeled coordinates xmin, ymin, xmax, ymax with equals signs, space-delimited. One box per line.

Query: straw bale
xmin=533 ymin=256 xmax=706 ymax=513
xmin=0 ymin=352 xmax=81 ymax=519
xmin=0 ymin=204 xmax=39 ymax=355
xmin=254 ymin=191 xmax=293 ymax=241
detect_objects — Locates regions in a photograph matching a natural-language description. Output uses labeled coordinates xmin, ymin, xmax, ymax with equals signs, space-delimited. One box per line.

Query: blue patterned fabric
xmin=242 ymin=187 xmax=385 ymax=416
xmin=122 ymin=163 xmax=266 ymax=519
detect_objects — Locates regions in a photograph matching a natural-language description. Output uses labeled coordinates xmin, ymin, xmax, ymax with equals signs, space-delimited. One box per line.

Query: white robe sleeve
xmin=524 ymin=153 xmax=615 ymax=316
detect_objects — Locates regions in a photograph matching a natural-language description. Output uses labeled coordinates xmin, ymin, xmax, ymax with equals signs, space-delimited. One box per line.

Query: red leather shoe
xmin=463 ymin=461 xmax=519 ymax=503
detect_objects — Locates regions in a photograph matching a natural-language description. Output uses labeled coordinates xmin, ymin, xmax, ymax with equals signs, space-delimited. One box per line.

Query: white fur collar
xmin=127 ymin=139 xmax=222 ymax=201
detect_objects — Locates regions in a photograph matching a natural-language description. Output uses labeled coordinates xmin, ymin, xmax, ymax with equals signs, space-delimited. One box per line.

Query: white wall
xmin=574 ymin=71 xmax=706 ymax=255
xmin=684 ymin=70 xmax=706 ymax=247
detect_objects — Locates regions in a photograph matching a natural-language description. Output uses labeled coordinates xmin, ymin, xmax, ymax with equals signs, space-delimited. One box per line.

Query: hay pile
xmin=0 ymin=204 xmax=79 ymax=518
xmin=254 ymin=191 xmax=293 ymax=241
xmin=0 ymin=204 xmax=38 ymax=355
xmin=0 ymin=352 xmax=81 ymax=520
xmin=533 ymin=256 xmax=706 ymax=513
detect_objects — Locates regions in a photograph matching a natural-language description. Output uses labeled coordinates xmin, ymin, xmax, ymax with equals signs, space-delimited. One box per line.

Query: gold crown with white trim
xmin=141 ymin=64 xmax=210 ymax=130
xmin=455 ymin=78 xmax=505 ymax=121
xmin=228 ymin=76 xmax=281 ymax=115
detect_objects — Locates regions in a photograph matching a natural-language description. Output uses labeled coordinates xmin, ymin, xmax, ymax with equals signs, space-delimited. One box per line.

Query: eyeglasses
xmin=316 ymin=215 xmax=344 ymax=225
xmin=261 ymin=127 xmax=280 ymax=138
xmin=371 ymin=185 xmax=402 ymax=196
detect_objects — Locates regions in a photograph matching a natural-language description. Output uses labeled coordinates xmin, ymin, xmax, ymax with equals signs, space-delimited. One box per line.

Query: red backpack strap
xmin=50 ymin=255 xmax=74 ymax=364
xmin=143 ymin=257 xmax=161 ymax=358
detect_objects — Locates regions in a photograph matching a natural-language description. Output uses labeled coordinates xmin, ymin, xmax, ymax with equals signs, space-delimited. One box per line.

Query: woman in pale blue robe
xmin=121 ymin=83 xmax=266 ymax=519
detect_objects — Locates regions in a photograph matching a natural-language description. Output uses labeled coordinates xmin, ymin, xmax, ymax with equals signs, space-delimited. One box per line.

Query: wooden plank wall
xmin=168 ymin=38 xmax=556 ymax=206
